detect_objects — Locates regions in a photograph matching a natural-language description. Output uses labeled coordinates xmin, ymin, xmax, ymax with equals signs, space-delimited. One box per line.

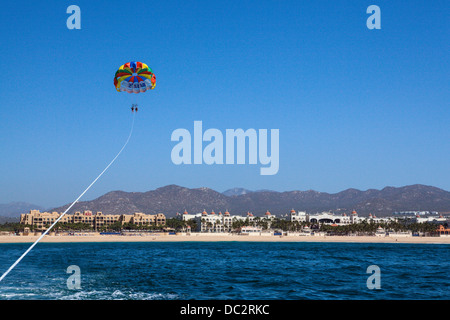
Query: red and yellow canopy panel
xmin=114 ymin=61 xmax=156 ymax=93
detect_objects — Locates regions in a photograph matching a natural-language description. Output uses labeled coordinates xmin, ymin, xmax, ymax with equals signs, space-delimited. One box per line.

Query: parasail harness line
xmin=0 ymin=112 xmax=136 ymax=283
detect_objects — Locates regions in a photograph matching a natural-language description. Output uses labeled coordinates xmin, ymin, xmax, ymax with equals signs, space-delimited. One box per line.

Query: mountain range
xmin=42 ymin=184 xmax=450 ymax=218
xmin=0 ymin=202 xmax=46 ymax=223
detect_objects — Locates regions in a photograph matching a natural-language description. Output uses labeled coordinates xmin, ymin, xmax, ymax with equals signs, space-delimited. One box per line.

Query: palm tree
xmin=260 ymin=221 xmax=269 ymax=230
xmin=186 ymin=219 xmax=197 ymax=232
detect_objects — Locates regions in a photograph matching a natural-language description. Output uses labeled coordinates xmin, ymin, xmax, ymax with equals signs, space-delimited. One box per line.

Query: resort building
xmin=19 ymin=210 xmax=166 ymax=230
xmin=393 ymin=211 xmax=439 ymax=216
xmin=72 ymin=210 xmax=96 ymax=225
xmin=200 ymin=210 xmax=226 ymax=233
xmin=121 ymin=212 xmax=166 ymax=226
xmin=290 ymin=210 xmax=308 ymax=223
xmin=375 ymin=226 xmax=386 ymax=237
xmin=290 ymin=210 xmax=364 ymax=225
xmin=289 ymin=210 xmax=398 ymax=226
xmin=436 ymin=225 xmax=450 ymax=237
xmin=412 ymin=215 xmax=447 ymax=224
xmin=299 ymin=225 xmax=312 ymax=235
xmin=19 ymin=210 xmax=62 ymax=230
xmin=366 ymin=213 xmax=397 ymax=224
xmin=177 ymin=209 xmax=275 ymax=233
xmin=240 ymin=226 xmax=263 ymax=234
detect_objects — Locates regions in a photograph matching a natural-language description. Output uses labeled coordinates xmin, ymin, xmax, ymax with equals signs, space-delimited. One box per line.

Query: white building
xmin=299 ymin=225 xmax=312 ymax=236
xmin=366 ymin=213 xmax=396 ymax=224
xmin=393 ymin=211 xmax=439 ymax=216
xmin=375 ymin=226 xmax=386 ymax=237
xmin=290 ymin=210 xmax=403 ymax=226
xmin=290 ymin=210 xmax=308 ymax=223
xmin=290 ymin=210 xmax=364 ymax=225
xmin=240 ymin=226 xmax=263 ymax=235
xmin=412 ymin=215 xmax=447 ymax=224
xmin=177 ymin=209 xmax=275 ymax=232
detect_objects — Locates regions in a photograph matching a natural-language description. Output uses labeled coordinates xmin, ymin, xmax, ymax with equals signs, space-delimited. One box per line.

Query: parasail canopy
xmin=114 ymin=61 xmax=156 ymax=93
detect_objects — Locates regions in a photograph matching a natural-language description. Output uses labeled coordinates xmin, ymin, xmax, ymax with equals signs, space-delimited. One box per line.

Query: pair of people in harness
xmin=131 ymin=104 xmax=138 ymax=112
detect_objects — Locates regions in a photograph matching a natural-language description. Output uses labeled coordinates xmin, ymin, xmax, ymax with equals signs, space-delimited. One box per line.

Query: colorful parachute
xmin=114 ymin=61 xmax=156 ymax=93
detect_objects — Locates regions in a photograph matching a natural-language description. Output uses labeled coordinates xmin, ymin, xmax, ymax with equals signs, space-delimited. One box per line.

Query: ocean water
xmin=0 ymin=241 xmax=448 ymax=300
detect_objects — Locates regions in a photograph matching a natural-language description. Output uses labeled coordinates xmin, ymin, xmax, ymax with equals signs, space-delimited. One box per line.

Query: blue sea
xmin=0 ymin=242 xmax=448 ymax=300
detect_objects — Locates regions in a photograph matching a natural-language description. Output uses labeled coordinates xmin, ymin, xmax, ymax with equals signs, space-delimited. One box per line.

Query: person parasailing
xmin=114 ymin=61 xmax=156 ymax=111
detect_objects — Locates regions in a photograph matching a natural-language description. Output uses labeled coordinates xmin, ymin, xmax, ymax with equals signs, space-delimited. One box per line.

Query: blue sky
xmin=0 ymin=1 xmax=449 ymax=208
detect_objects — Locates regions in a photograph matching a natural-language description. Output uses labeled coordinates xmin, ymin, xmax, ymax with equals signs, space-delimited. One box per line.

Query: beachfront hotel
xmin=19 ymin=210 xmax=166 ymax=230
xmin=177 ymin=209 xmax=276 ymax=232
xmin=289 ymin=209 xmax=448 ymax=226
xmin=289 ymin=210 xmax=399 ymax=225
xmin=177 ymin=208 xmax=449 ymax=233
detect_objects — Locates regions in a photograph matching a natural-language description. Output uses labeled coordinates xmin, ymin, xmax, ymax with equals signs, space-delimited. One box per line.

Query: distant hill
xmin=0 ymin=202 xmax=46 ymax=223
xmin=47 ymin=184 xmax=450 ymax=218
xmin=222 ymin=188 xmax=253 ymax=197
xmin=222 ymin=188 xmax=276 ymax=196
xmin=0 ymin=202 xmax=45 ymax=217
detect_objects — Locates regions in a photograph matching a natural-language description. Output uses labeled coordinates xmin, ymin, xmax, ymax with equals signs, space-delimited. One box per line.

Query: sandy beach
xmin=0 ymin=233 xmax=449 ymax=244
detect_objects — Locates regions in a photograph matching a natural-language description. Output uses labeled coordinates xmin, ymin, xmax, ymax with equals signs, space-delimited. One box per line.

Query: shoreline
xmin=0 ymin=234 xmax=449 ymax=244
